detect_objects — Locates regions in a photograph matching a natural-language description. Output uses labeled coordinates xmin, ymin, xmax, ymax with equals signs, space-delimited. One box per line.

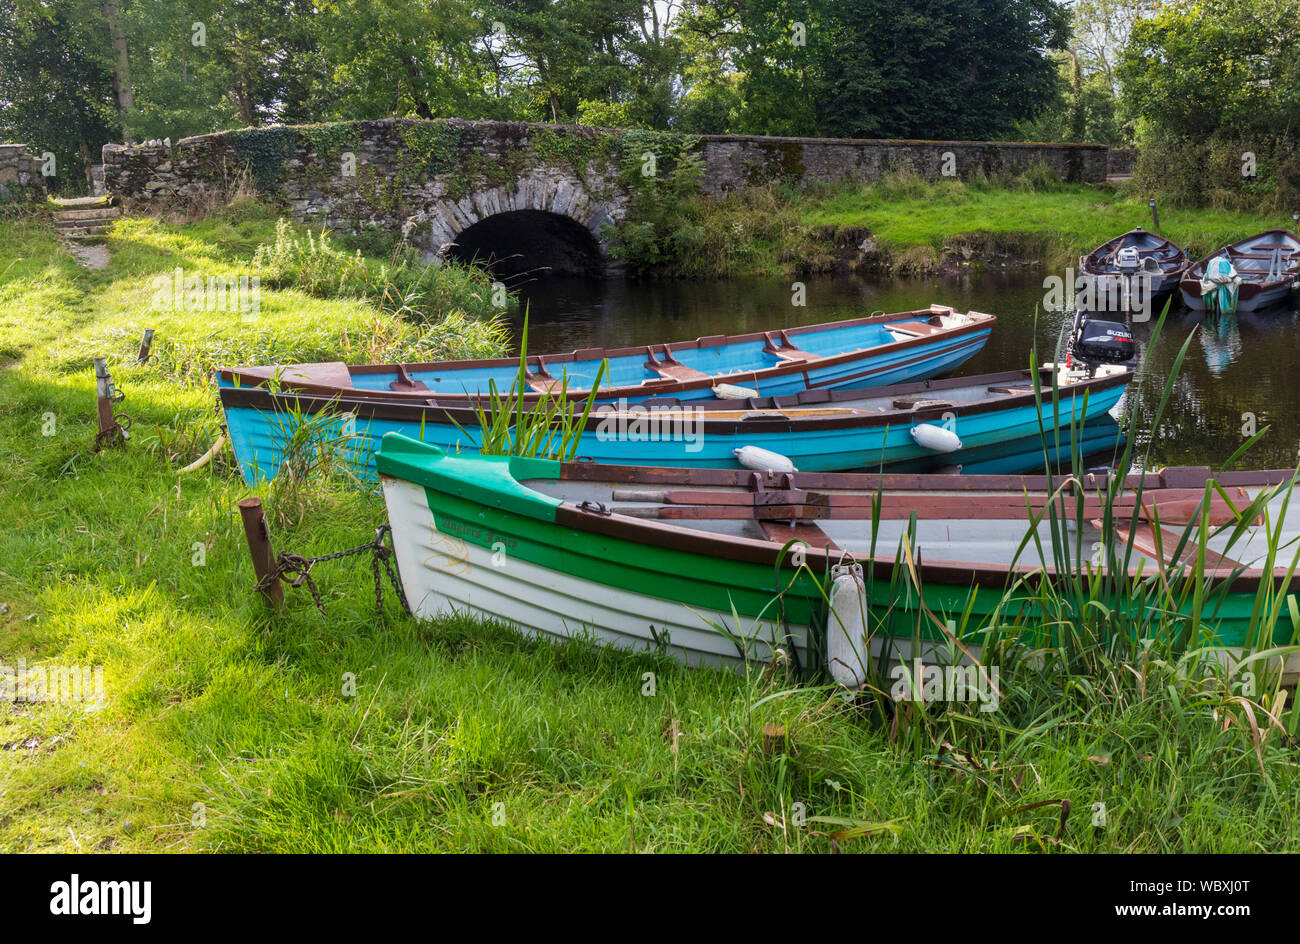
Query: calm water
xmin=510 ymin=272 xmax=1300 ymax=470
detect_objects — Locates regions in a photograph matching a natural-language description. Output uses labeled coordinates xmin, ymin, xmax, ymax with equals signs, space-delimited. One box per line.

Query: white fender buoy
xmin=713 ymin=382 xmax=759 ymax=400
xmin=733 ymin=445 xmax=797 ymax=473
xmin=910 ymin=423 xmax=962 ymax=453
xmin=827 ymin=563 xmax=869 ymax=687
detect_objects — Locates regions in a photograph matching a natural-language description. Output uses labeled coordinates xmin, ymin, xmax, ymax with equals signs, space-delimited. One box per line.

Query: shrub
xmin=252 ymin=218 xmax=512 ymax=324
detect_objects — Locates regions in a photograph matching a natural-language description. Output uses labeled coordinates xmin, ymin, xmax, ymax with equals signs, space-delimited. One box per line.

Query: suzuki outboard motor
xmin=1069 ymin=310 xmax=1136 ymax=373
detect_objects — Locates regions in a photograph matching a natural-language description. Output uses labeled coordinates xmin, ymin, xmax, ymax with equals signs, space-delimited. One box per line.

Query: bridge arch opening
xmin=444 ymin=209 xmax=605 ymax=280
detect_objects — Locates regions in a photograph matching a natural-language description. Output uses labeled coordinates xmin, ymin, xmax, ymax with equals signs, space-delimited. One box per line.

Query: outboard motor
xmin=1115 ymin=246 xmax=1141 ymax=273
xmin=1068 ymin=310 xmax=1136 ymax=374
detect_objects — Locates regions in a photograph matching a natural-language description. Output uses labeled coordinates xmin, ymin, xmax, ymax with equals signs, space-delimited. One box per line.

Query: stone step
xmin=51 ymin=195 xmax=114 ymax=209
xmin=57 ymin=221 xmax=114 ymax=234
xmin=63 ymin=232 xmax=112 ymax=242
xmin=55 ymin=220 xmax=115 ymax=234
xmin=54 ymin=206 xmax=121 ymax=222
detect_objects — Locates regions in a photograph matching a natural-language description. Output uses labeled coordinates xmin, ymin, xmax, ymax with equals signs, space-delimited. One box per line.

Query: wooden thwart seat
xmin=1106 ymin=521 xmax=1244 ymax=573
xmin=888 ymin=320 xmax=944 ymax=338
xmin=524 ymin=355 xmax=569 ymax=394
xmin=237 ymin=361 xmax=354 ymax=389
xmin=762 ymin=330 xmax=821 ymax=364
xmin=604 ymin=485 xmax=1260 ymax=528
xmin=644 ymin=345 xmax=712 ymax=382
xmin=527 ymin=375 xmax=567 ymax=394
xmin=892 ymin=395 xmax=956 ymax=410
xmin=757 ymin=519 xmax=840 ymax=551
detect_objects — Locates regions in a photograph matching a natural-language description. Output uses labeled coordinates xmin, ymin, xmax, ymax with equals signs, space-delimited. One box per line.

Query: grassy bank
xmin=3 ymin=209 xmax=1300 ymax=851
xmin=613 ymin=173 xmax=1289 ymax=278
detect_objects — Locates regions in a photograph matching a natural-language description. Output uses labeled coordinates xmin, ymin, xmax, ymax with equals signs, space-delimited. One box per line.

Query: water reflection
xmin=511 ymin=272 xmax=1300 ymax=470
xmin=1198 ymin=312 xmax=1242 ymax=377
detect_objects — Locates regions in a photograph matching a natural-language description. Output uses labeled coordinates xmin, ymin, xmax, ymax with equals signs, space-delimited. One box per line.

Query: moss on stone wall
xmin=228 ymin=126 xmax=300 ymax=193
xmin=396 ymin=122 xmax=463 ymax=178
xmin=302 ymin=121 xmax=361 ymax=159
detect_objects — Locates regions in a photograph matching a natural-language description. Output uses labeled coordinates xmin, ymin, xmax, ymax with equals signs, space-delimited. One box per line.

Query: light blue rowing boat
xmin=218 ymin=364 xmax=1131 ymax=483
xmin=217 ymin=306 xmax=995 ymax=404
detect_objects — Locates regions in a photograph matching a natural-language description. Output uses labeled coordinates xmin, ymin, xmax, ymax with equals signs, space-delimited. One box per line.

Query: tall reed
xmin=455 ymin=313 xmax=609 ymax=462
xmin=749 ymin=306 xmax=1300 ymax=766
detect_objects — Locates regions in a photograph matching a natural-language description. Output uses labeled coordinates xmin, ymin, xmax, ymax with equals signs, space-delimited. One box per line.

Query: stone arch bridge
xmin=104 ymin=119 xmax=1107 ymax=278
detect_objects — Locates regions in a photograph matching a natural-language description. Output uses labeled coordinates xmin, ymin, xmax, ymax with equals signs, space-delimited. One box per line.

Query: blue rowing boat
xmin=219 ymin=365 xmax=1131 ymax=483
xmin=217 ymin=306 xmax=995 ymax=404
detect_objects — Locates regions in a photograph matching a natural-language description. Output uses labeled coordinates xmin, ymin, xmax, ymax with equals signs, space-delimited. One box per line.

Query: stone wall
xmin=0 ymin=145 xmax=49 ymax=203
xmin=101 ymin=119 xmax=1110 ymax=258
xmin=697 ymin=135 xmax=1108 ymax=197
xmin=1106 ymin=148 xmax=1137 ymax=178
xmin=101 ymin=139 xmax=175 ymax=200
xmin=104 ymin=120 xmax=630 ymax=258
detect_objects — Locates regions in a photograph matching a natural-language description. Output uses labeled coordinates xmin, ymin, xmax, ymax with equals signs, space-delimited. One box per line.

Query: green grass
xmin=2 ymin=206 xmax=1300 ymax=852
xmin=801 ymin=177 xmax=1286 ymax=262
xmin=645 ymin=173 xmax=1291 ymax=278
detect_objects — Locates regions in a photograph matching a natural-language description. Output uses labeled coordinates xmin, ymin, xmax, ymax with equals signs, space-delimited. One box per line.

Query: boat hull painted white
xmin=381 ymin=476 xmax=803 ymax=669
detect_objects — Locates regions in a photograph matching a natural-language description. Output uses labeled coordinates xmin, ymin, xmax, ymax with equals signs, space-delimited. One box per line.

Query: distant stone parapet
xmin=101 ymin=119 xmax=1110 ymax=268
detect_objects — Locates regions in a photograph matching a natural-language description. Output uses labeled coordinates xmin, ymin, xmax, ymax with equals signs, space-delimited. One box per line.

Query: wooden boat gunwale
xmin=375 ymin=435 xmax=1300 ymax=604
xmin=216 ymin=306 xmax=997 ymax=401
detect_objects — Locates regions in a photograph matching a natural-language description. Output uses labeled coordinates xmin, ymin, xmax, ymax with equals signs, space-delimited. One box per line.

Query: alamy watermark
xmin=594 ymin=399 xmax=705 ymax=453
xmin=1 ymin=659 xmax=104 ymax=705
xmin=1043 ymin=266 xmax=1153 ymax=322
xmin=889 ymin=658 xmax=1000 ymax=712
xmin=150 ymin=267 xmax=260 ymax=317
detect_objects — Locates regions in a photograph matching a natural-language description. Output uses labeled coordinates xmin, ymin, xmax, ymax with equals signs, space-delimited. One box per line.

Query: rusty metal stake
xmin=136 ymin=328 xmax=155 ymax=364
xmin=1148 ymin=198 xmax=1160 ymax=231
xmin=93 ymin=357 xmax=129 ymax=450
xmin=238 ymin=497 xmax=283 ymax=606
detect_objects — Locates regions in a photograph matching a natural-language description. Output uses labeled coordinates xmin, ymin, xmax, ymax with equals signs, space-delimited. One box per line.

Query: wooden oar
xmin=1103 ymin=521 xmax=1245 ymax=572
xmin=608 ymin=487 xmax=1253 ymax=523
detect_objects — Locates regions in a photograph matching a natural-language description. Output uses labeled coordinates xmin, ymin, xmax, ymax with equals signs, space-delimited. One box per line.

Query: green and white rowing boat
xmin=376 ymin=433 xmax=1300 ymax=685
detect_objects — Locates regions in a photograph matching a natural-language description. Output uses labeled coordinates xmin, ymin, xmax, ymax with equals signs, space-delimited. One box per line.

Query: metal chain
xmin=93 ymin=386 xmax=132 ymax=452
xmin=254 ymin=525 xmax=410 ymax=617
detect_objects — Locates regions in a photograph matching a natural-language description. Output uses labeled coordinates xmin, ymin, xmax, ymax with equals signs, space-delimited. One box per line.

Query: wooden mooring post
xmin=136 ymin=328 xmax=155 ymax=364
xmin=238 ymin=497 xmax=283 ymax=606
xmin=93 ymin=357 xmax=128 ymax=448
xmin=762 ymin=723 xmax=787 ymax=757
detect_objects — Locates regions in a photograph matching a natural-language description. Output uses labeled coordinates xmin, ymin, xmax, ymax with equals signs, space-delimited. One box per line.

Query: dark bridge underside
xmin=446 ymin=210 xmax=605 ymax=280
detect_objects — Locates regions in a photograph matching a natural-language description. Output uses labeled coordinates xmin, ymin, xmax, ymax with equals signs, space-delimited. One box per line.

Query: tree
xmin=485 ymin=0 xmax=685 ymax=127
xmin=0 ymin=0 xmax=121 ymax=192
xmin=1117 ymin=0 xmax=1300 ymax=210
xmin=1118 ymin=0 xmax=1300 ymax=139
xmin=679 ymin=0 xmax=1069 ymax=139
xmin=102 ymin=0 xmax=134 ymax=130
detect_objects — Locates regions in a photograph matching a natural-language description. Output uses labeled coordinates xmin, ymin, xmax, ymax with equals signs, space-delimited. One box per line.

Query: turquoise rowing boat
xmin=217 ymin=306 xmax=995 ymax=404
xmin=219 ymin=365 xmax=1131 ymax=483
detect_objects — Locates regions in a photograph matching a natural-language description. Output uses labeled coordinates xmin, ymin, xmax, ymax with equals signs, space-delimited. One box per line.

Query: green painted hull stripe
xmin=380 ymin=432 xmax=1282 ymax=648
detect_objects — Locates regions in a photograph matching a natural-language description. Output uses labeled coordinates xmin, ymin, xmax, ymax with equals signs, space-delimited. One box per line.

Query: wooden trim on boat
xmin=558 ymin=462 xmax=1299 ymax=494
xmin=216 ymin=307 xmax=996 ymax=400
xmin=552 ymin=490 xmax=1292 ymax=594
